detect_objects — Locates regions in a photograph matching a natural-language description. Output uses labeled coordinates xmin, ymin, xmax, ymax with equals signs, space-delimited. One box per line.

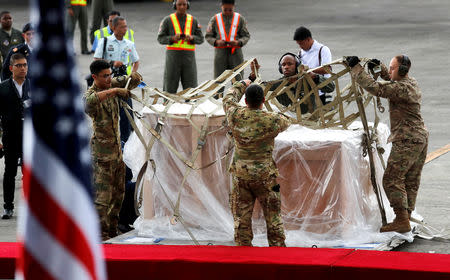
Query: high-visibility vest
xmin=94 ymin=27 xmax=135 ymax=43
xmin=93 ymin=27 xmax=135 ymax=75
xmin=215 ymin=12 xmax=241 ymax=54
xmin=167 ymin=13 xmax=195 ymax=51
xmin=70 ymin=0 xmax=87 ymax=6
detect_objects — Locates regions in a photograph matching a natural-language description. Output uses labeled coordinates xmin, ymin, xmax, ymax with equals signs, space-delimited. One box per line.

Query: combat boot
xmin=380 ymin=208 xmax=411 ymax=233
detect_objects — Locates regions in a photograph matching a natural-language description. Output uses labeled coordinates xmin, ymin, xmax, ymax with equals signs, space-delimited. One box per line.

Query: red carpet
xmin=1 ymin=242 xmax=450 ymax=279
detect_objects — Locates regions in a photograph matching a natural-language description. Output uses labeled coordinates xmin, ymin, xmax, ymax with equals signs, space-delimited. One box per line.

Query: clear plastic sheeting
xmin=124 ymin=105 xmax=399 ymax=247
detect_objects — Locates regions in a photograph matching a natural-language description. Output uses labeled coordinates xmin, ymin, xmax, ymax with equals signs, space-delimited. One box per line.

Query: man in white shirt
xmin=93 ymin=15 xmax=139 ymax=141
xmin=294 ymin=26 xmax=332 ymax=105
xmin=94 ymin=16 xmax=139 ymax=76
xmin=93 ymin=15 xmax=139 ymax=140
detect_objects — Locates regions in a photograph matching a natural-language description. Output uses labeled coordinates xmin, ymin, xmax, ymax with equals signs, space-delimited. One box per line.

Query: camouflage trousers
xmin=230 ymin=176 xmax=286 ymax=247
xmin=93 ymin=158 xmax=126 ymax=241
xmin=383 ymin=139 xmax=428 ymax=212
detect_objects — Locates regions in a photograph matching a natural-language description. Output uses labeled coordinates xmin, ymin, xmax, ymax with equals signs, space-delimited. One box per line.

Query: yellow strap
xmin=125 ymin=58 xmax=397 ymax=242
xmin=70 ymin=0 xmax=86 ymax=5
xmin=170 ymin=13 xmax=182 ymax=34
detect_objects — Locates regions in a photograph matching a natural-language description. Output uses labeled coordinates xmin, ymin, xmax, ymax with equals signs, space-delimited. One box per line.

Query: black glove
xmin=368 ymin=59 xmax=381 ymax=71
xmin=313 ymin=75 xmax=320 ymax=84
xmin=345 ymin=56 xmax=360 ymax=68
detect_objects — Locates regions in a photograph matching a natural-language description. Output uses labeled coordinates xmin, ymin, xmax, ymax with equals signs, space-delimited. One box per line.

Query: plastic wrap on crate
xmin=124 ymin=104 xmax=395 ymax=247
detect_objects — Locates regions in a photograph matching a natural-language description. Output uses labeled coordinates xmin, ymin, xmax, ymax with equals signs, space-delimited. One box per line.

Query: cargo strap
xmin=118 ymin=57 xmax=391 ymax=240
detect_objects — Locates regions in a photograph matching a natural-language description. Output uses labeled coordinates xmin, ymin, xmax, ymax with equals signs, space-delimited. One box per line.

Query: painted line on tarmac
xmin=425 ymin=143 xmax=450 ymax=164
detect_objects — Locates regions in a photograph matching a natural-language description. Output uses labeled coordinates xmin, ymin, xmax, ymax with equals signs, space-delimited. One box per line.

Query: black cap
xmin=222 ymin=0 xmax=235 ymax=4
xmin=22 ymin=23 xmax=34 ymax=33
xmin=245 ymin=84 xmax=264 ymax=107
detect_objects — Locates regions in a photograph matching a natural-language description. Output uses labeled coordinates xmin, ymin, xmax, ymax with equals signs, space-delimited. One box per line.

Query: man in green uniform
xmin=205 ymin=0 xmax=250 ymax=81
xmin=0 ymin=11 xmax=24 ymax=76
xmin=157 ymin=0 xmax=204 ymax=93
xmin=66 ymin=0 xmax=90 ymax=55
xmin=89 ymin=0 xmax=114 ymax=45
xmin=346 ymin=55 xmax=428 ymax=233
xmin=223 ymin=80 xmax=291 ymax=247
xmin=84 ymin=59 xmax=142 ymax=240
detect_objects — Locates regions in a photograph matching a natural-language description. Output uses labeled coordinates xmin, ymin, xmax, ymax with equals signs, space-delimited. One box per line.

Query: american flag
xmin=16 ymin=0 xmax=106 ymax=279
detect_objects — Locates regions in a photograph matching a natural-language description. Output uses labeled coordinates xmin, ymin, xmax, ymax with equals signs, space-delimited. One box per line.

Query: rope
xmin=119 ymin=57 xmax=391 ymax=239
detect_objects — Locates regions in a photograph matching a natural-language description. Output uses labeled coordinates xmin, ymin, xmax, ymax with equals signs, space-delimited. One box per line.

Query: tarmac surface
xmin=0 ymin=0 xmax=449 ymax=254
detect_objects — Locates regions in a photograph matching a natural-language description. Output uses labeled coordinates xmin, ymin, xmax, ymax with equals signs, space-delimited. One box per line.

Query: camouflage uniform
xmin=83 ymin=77 xmax=129 ymax=240
xmin=223 ymin=82 xmax=291 ymax=246
xmin=205 ymin=12 xmax=250 ymax=80
xmin=351 ymin=64 xmax=428 ymax=213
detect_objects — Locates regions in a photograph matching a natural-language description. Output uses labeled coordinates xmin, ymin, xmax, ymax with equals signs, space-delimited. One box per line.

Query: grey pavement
xmin=1 ymin=0 xmax=449 ymax=254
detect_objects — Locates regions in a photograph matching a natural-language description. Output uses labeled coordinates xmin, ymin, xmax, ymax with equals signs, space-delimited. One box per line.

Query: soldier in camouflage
xmin=346 ymin=55 xmax=428 ymax=233
xmin=223 ymin=80 xmax=291 ymax=246
xmin=84 ymin=59 xmax=142 ymax=241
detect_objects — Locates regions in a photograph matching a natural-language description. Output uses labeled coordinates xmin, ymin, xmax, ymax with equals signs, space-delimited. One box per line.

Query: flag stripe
xmin=22 ymin=124 xmax=100 ymax=246
xmin=22 ymin=119 xmax=106 ymax=280
xmin=22 ymin=165 xmax=97 ymax=280
xmin=16 ymin=245 xmax=57 ymax=280
xmin=19 ymin=203 xmax=92 ymax=280
xmin=17 ymin=0 xmax=106 ymax=278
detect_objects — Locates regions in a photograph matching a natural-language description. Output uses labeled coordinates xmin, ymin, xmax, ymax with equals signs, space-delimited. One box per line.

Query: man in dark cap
xmin=205 ymin=0 xmax=250 ymax=83
xmin=0 ymin=11 xmax=24 ymax=76
xmin=1 ymin=23 xmax=34 ymax=81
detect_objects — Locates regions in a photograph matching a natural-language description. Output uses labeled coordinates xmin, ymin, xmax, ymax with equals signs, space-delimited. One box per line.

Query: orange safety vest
xmin=167 ymin=13 xmax=195 ymax=51
xmin=215 ymin=12 xmax=241 ymax=54
xmin=70 ymin=0 xmax=87 ymax=6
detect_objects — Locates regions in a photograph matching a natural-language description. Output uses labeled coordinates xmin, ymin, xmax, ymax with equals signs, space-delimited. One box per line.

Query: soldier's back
xmin=230 ymin=108 xmax=286 ymax=155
